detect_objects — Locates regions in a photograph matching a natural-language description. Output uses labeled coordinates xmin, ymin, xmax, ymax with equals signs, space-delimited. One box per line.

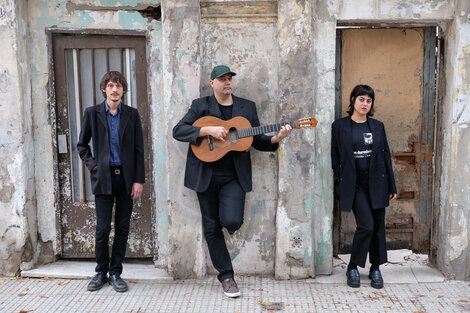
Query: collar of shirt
xmin=105 ymin=100 xmax=122 ymax=115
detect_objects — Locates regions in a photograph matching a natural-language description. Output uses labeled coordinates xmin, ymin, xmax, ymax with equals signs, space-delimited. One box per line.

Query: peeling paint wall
xmin=436 ymin=0 xmax=470 ymax=279
xmin=163 ymin=0 xmax=205 ymax=279
xmin=0 ymin=0 xmax=36 ymax=275
xmin=1 ymin=0 xmax=469 ymax=280
xmin=200 ymin=4 xmax=280 ymax=276
xmin=26 ymin=0 xmax=164 ymax=268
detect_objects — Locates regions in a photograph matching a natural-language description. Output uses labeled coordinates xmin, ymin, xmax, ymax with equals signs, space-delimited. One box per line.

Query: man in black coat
xmin=77 ymin=71 xmax=145 ymax=293
xmin=173 ymin=65 xmax=291 ymax=297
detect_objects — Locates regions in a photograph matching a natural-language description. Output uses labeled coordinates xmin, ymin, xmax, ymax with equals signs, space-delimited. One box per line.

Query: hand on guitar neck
xmin=271 ymin=124 xmax=292 ymax=144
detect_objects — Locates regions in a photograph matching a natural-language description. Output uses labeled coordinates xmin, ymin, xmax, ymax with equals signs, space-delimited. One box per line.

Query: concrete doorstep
xmin=21 ymin=260 xmax=173 ymax=281
xmin=310 ymin=249 xmax=445 ymax=284
xmin=20 ymin=250 xmax=443 ymax=284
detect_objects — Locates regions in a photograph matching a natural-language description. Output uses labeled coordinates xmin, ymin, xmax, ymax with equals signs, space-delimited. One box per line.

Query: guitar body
xmin=192 ymin=116 xmax=254 ymax=162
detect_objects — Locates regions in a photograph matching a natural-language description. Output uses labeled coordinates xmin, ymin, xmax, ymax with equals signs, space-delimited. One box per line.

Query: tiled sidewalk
xmin=1 ymin=275 xmax=469 ymax=313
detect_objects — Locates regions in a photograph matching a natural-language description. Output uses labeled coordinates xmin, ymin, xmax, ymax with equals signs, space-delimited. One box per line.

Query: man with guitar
xmin=173 ymin=65 xmax=291 ymax=298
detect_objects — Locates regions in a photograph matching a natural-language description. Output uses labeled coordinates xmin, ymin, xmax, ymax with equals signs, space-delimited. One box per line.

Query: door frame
xmin=333 ymin=25 xmax=439 ymax=255
xmin=47 ymin=28 xmax=155 ymax=259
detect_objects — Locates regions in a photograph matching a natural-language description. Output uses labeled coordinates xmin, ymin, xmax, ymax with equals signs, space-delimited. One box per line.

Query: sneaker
xmin=222 ymin=278 xmax=241 ymax=298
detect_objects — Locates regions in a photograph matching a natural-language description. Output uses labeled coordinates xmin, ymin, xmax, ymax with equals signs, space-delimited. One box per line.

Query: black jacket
xmin=77 ymin=101 xmax=145 ymax=195
xmin=173 ymin=95 xmax=278 ymax=192
xmin=331 ymin=116 xmax=397 ymax=212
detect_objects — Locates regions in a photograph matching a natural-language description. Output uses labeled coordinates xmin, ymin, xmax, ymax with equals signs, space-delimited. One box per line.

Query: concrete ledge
xmin=21 ymin=260 xmax=173 ymax=281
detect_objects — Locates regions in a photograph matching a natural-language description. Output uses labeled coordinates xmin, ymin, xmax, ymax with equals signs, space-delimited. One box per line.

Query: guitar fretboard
xmin=237 ymin=122 xmax=296 ymax=138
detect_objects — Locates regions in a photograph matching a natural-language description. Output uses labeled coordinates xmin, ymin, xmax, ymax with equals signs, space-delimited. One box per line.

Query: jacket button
xmin=382 ymin=174 xmax=385 ymax=177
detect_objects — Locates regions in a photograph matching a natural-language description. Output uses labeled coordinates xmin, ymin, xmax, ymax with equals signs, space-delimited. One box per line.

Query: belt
xmin=357 ymin=169 xmax=369 ymax=175
xmin=110 ymin=166 xmax=122 ymax=175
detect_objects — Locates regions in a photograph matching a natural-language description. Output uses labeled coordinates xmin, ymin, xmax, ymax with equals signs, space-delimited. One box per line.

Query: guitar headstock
xmin=295 ymin=117 xmax=318 ymax=128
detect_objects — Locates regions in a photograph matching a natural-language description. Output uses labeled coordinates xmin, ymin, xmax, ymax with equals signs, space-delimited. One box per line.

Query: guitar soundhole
xmin=229 ymin=128 xmax=239 ymax=143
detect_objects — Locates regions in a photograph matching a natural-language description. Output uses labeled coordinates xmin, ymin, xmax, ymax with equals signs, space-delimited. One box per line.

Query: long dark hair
xmin=346 ymin=84 xmax=375 ymax=117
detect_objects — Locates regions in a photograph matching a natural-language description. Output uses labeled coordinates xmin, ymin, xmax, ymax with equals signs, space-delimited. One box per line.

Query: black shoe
xmin=87 ymin=272 xmax=108 ymax=291
xmin=346 ymin=268 xmax=360 ymax=288
xmin=228 ymin=230 xmax=235 ymax=235
xmin=109 ymin=274 xmax=128 ymax=292
xmin=369 ymin=269 xmax=384 ymax=289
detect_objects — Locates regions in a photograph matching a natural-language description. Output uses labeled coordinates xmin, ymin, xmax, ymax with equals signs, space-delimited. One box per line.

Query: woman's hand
xmin=389 ymin=193 xmax=397 ymax=201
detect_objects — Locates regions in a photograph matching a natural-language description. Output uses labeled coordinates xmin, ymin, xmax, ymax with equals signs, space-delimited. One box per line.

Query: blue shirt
xmin=105 ymin=101 xmax=122 ymax=166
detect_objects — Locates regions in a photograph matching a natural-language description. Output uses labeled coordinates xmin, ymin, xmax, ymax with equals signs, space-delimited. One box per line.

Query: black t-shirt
xmin=352 ymin=120 xmax=373 ymax=172
xmin=212 ymin=104 xmax=235 ymax=173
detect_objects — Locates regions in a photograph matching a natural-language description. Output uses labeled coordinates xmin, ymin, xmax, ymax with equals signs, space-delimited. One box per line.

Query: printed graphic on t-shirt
xmin=354 ymin=132 xmax=373 ymax=159
xmin=363 ymin=132 xmax=373 ymax=145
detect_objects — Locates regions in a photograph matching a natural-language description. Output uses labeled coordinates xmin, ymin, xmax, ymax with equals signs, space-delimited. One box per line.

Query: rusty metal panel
xmin=337 ymin=28 xmax=435 ymax=253
xmin=53 ymin=35 xmax=154 ymax=258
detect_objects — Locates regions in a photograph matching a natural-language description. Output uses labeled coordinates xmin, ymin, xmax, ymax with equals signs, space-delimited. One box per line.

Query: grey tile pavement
xmin=2 ymin=250 xmax=469 ymax=312
xmin=1 ymin=275 xmax=469 ymax=313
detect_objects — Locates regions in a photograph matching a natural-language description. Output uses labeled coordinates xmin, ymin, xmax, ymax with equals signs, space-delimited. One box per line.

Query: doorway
xmin=53 ymin=34 xmax=154 ymax=258
xmin=334 ymin=27 xmax=437 ymax=254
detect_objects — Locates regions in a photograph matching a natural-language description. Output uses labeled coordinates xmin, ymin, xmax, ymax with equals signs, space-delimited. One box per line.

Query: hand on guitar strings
xmin=271 ymin=124 xmax=292 ymax=144
xmin=199 ymin=126 xmax=229 ymax=141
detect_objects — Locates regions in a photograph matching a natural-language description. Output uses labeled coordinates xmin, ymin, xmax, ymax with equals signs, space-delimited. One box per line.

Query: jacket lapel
xmin=368 ymin=118 xmax=380 ymax=168
xmin=231 ymin=95 xmax=243 ymax=118
xmin=342 ymin=117 xmax=355 ymax=169
xmin=208 ymin=95 xmax=222 ymax=118
xmin=97 ymin=102 xmax=108 ymax=134
xmin=120 ymin=104 xmax=130 ymax=142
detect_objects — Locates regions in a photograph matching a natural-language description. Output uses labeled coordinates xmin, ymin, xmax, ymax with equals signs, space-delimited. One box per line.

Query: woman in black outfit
xmin=331 ymin=85 xmax=397 ymax=289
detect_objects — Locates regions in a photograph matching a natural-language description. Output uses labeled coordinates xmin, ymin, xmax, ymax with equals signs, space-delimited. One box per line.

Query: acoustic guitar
xmin=191 ymin=116 xmax=318 ymax=162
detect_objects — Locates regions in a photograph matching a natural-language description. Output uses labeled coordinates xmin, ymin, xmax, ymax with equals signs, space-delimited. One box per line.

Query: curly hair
xmin=100 ymin=71 xmax=128 ymax=99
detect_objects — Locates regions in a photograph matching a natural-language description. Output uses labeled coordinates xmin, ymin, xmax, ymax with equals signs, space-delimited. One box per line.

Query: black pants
xmin=350 ymin=172 xmax=387 ymax=268
xmin=94 ymin=168 xmax=133 ymax=276
xmin=196 ymin=171 xmax=245 ymax=282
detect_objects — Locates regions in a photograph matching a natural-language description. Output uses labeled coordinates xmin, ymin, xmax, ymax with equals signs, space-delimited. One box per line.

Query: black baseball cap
xmin=210 ymin=65 xmax=237 ymax=80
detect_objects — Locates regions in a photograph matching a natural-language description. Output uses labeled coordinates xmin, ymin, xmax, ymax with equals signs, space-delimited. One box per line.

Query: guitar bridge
xmin=208 ymin=135 xmax=214 ymax=151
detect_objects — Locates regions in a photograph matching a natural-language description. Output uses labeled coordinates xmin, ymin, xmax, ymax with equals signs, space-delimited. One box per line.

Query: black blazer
xmin=173 ymin=95 xmax=278 ymax=193
xmin=77 ymin=101 xmax=145 ymax=195
xmin=331 ymin=116 xmax=397 ymax=212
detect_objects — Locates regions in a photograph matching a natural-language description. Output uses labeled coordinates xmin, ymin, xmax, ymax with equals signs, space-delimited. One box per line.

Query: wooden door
xmin=53 ymin=34 xmax=154 ymax=258
xmin=335 ymin=28 xmax=436 ymax=253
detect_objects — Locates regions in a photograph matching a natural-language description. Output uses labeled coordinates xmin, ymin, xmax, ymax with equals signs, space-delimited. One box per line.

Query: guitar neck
xmin=237 ymin=122 xmax=296 ymax=138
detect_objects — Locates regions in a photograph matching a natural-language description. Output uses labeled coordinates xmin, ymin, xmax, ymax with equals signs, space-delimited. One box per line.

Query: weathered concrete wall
xmin=318 ymin=0 xmax=469 ymax=279
xmin=26 ymin=0 xmax=164 ymax=268
xmin=200 ymin=4 xmax=279 ymax=275
xmin=1 ymin=0 xmax=469 ymax=280
xmin=275 ymin=0 xmax=318 ymax=279
xmin=163 ymin=0 xmax=205 ymax=279
xmin=0 ymin=0 xmax=36 ymax=276
xmin=436 ymin=0 xmax=470 ymax=279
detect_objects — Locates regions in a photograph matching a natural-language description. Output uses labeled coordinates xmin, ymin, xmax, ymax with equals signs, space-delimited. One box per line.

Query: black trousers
xmin=196 ymin=170 xmax=245 ymax=282
xmin=94 ymin=168 xmax=133 ymax=276
xmin=350 ymin=172 xmax=387 ymax=268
